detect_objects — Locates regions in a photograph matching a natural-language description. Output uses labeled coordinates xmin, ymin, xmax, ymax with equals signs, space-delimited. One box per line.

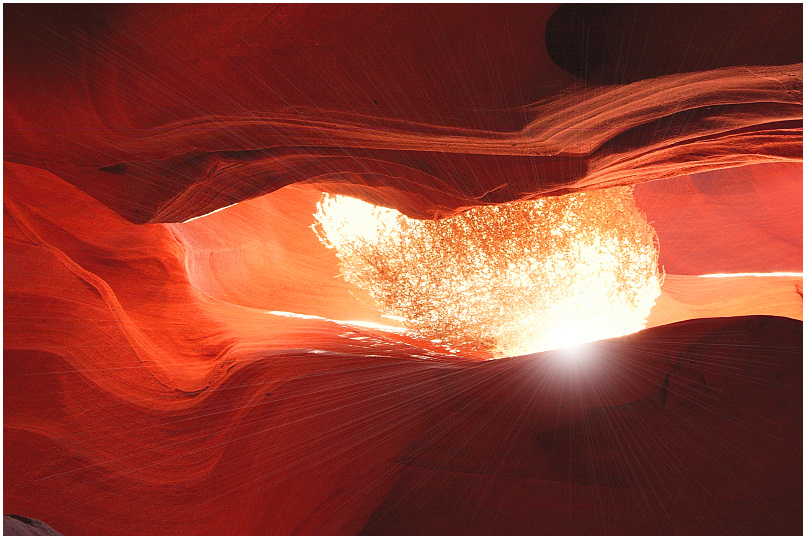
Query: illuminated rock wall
xmin=4 ymin=4 xmax=802 ymax=535
xmin=4 ymin=5 xmax=801 ymax=224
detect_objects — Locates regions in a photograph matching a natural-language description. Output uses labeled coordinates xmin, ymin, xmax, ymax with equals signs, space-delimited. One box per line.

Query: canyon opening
xmin=3 ymin=3 xmax=802 ymax=536
xmin=313 ymin=188 xmax=663 ymax=358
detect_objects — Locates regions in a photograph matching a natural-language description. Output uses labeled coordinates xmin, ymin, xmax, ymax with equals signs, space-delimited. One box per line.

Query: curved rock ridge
xmin=4 ymin=4 xmax=802 ymax=223
xmin=4 ymin=4 xmax=802 ymax=535
xmin=4 ymin=63 xmax=801 ymax=224
xmin=4 ymin=157 xmax=802 ymax=534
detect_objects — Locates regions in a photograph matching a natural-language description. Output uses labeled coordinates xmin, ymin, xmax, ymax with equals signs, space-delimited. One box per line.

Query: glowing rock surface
xmin=4 ymin=4 xmax=802 ymax=535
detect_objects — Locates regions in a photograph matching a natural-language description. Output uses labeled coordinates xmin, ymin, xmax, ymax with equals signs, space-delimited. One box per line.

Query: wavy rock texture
xmin=3 ymin=4 xmax=803 ymax=535
xmin=4 ymin=5 xmax=802 ymax=224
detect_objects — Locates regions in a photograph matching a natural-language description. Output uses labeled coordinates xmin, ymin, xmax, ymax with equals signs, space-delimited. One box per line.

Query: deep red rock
xmin=3 ymin=4 xmax=802 ymax=535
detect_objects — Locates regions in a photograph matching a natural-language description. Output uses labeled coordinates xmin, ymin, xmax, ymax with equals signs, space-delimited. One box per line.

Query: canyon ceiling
xmin=3 ymin=4 xmax=803 ymax=535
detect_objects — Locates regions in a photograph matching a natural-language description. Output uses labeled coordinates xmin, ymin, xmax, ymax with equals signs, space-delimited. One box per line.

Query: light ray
xmin=313 ymin=187 xmax=663 ymax=358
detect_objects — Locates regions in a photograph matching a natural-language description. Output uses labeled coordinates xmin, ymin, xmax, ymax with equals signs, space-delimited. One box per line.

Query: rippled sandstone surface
xmin=4 ymin=4 xmax=802 ymax=535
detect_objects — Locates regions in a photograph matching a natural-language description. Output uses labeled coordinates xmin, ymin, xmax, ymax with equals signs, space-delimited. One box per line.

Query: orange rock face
xmin=3 ymin=4 xmax=802 ymax=535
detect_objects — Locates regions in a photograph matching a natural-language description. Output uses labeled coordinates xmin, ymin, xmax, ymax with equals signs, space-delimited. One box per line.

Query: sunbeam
xmin=313 ymin=188 xmax=663 ymax=357
xmin=3 ymin=4 xmax=801 ymax=536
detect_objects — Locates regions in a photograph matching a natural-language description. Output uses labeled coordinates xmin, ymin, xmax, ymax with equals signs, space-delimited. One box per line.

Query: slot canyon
xmin=3 ymin=4 xmax=803 ymax=535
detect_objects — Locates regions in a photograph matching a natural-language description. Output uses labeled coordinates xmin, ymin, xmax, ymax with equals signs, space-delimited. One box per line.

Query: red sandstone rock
xmin=4 ymin=5 xmax=801 ymax=223
xmin=4 ymin=4 xmax=802 ymax=535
